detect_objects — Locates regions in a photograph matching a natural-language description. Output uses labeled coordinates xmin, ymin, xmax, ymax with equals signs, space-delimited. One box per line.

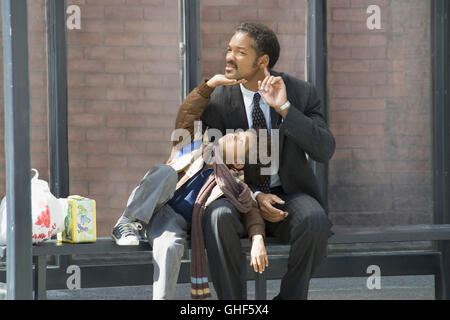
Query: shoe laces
xmin=118 ymin=221 xmax=143 ymax=236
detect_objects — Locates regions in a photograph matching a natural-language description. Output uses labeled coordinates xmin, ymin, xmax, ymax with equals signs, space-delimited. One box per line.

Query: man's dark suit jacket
xmin=200 ymin=71 xmax=335 ymax=208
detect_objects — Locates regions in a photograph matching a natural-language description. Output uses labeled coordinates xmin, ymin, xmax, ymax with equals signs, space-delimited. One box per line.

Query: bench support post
xmin=33 ymin=255 xmax=47 ymax=300
xmin=240 ymin=253 xmax=247 ymax=300
xmin=436 ymin=241 xmax=450 ymax=300
xmin=255 ymin=272 xmax=267 ymax=300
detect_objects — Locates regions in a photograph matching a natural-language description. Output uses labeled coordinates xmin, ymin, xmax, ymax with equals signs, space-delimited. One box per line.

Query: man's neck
xmin=242 ymin=70 xmax=267 ymax=92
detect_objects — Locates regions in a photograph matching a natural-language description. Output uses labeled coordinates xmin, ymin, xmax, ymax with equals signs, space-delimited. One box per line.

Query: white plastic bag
xmin=0 ymin=169 xmax=65 ymax=245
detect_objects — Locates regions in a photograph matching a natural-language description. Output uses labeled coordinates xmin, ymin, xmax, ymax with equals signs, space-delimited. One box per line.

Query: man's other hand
xmin=255 ymin=193 xmax=288 ymax=223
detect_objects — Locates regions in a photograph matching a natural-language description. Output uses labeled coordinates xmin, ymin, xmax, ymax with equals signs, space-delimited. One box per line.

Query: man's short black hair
xmin=235 ymin=22 xmax=281 ymax=70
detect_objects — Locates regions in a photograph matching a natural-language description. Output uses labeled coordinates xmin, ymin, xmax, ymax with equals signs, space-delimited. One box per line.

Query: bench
xmin=2 ymin=223 xmax=450 ymax=300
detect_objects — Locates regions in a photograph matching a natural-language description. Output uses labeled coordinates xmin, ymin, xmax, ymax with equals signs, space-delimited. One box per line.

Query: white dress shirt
xmin=240 ymin=84 xmax=281 ymax=190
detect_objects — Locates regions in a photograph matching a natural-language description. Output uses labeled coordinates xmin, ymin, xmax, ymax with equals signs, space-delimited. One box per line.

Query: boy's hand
xmin=206 ymin=74 xmax=247 ymax=88
xmin=250 ymin=234 xmax=268 ymax=273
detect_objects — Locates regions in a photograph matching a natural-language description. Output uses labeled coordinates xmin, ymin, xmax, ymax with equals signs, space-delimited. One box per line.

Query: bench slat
xmin=329 ymin=224 xmax=450 ymax=244
xmin=2 ymin=224 xmax=450 ymax=260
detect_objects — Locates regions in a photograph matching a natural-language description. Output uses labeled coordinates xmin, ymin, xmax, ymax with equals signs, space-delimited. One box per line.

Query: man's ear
xmin=258 ymin=54 xmax=270 ymax=70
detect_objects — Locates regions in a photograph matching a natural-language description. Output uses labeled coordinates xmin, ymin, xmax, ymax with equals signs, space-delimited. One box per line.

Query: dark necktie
xmin=251 ymin=93 xmax=271 ymax=194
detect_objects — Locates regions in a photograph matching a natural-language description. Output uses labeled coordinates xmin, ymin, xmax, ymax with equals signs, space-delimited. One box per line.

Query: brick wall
xmin=200 ymin=0 xmax=307 ymax=81
xmin=327 ymin=0 xmax=433 ymax=226
xmin=0 ymin=0 xmax=181 ymax=237
xmin=65 ymin=0 xmax=180 ymax=236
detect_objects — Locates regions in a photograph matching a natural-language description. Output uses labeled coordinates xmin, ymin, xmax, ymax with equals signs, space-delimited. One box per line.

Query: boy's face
xmin=217 ymin=131 xmax=257 ymax=169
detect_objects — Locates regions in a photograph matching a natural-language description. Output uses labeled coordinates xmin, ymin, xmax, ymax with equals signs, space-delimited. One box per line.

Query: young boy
xmin=111 ymin=75 xmax=269 ymax=299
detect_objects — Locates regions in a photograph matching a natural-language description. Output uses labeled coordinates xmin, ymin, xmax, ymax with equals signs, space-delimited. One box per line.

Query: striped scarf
xmin=190 ymin=152 xmax=254 ymax=299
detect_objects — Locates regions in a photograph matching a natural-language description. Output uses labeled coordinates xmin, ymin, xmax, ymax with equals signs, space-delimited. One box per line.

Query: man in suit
xmin=200 ymin=22 xmax=336 ymax=300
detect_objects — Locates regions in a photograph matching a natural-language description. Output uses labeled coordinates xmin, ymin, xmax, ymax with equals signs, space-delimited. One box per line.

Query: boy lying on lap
xmin=111 ymin=75 xmax=270 ymax=300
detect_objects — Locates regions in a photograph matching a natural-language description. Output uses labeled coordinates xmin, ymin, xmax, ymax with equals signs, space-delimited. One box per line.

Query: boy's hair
xmin=234 ymin=22 xmax=280 ymax=70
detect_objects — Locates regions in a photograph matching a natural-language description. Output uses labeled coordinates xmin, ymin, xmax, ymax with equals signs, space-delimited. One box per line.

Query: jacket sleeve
xmin=172 ymin=80 xmax=215 ymax=146
xmin=279 ymin=80 xmax=336 ymax=163
xmin=242 ymin=202 xmax=266 ymax=241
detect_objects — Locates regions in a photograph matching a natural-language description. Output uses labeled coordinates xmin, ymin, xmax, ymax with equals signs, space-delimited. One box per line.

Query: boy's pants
xmin=122 ymin=164 xmax=189 ymax=300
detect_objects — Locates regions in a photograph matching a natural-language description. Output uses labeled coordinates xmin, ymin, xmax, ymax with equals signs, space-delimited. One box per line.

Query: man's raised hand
xmin=258 ymin=67 xmax=287 ymax=109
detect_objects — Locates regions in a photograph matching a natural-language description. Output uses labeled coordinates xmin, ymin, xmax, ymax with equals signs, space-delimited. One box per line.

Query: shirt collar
xmin=239 ymin=83 xmax=264 ymax=109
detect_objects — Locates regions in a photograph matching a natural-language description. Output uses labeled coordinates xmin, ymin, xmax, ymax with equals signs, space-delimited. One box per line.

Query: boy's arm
xmin=243 ymin=202 xmax=266 ymax=241
xmin=173 ymin=75 xmax=247 ymax=147
xmin=173 ymin=80 xmax=215 ymax=146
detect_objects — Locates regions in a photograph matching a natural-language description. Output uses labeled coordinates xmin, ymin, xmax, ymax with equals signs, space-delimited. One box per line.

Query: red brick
xmin=350 ymin=0 xmax=388 ymax=8
xmin=126 ymin=0 xmax=164 ymax=5
xmin=328 ymin=73 xmax=386 ymax=86
xmin=327 ymin=0 xmax=351 ymax=8
xmin=144 ymin=7 xmax=178 ymax=20
xmin=332 ymin=8 xmax=367 ymax=21
xmin=372 ymin=85 xmax=406 ymax=97
xmin=85 ymin=74 xmax=125 ymax=87
xmin=67 ymin=32 xmax=103 ymax=46
xmin=104 ymin=33 xmax=144 ymax=46
xmin=332 ymin=149 xmax=352 ymax=160
xmin=201 ymin=7 xmax=220 ymax=21
xmin=108 ymin=142 xmax=147 ymax=155
xmin=330 ymin=85 xmax=371 ymax=98
xmin=107 ymin=114 xmax=147 ymax=127
xmin=68 ymin=60 xmax=105 ymax=73
xmin=69 ymin=154 xmax=88 ymax=168
xmin=221 ymin=7 xmax=257 ymax=21
xmin=127 ymin=128 xmax=165 ymax=141
xmin=107 ymin=168 xmax=149 ymax=182
xmin=349 ymin=123 xmax=385 ymax=135
xmin=351 ymin=47 xmax=386 ymax=59
xmin=85 ymin=47 xmax=124 ymax=60
xmin=331 ymin=34 xmax=370 ymax=47
xmin=83 ymin=20 xmax=125 ymax=32
xmin=70 ymin=182 xmax=90 ymax=196
xmin=86 ymin=128 xmax=127 ymax=141
xmin=88 ymin=155 xmax=127 ymax=168
xmin=332 ymin=111 xmax=368 ymax=123
xmin=124 ymin=21 xmax=164 ymax=33
xmin=69 ymin=113 xmax=106 ymax=127
xmin=335 ymin=135 xmax=369 ymax=148
xmin=278 ymin=22 xmax=306 ymax=34
xmin=69 ymin=142 xmax=109 ymax=154
xmin=124 ymin=47 xmax=161 ymax=60
xmin=127 ymin=155 xmax=165 ymax=168
xmin=124 ymin=101 xmax=163 ymax=114
xmin=331 ymin=61 xmax=370 ymax=73
xmin=89 ymin=182 xmax=129 ymax=196
xmin=105 ymin=7 xmax=144 ymax=20
xmin=76 ymin=5 xmax=105 ymax=19
xmin=144 ymin=33 xmax=178 ymax=46
xmin=105 ymin=61 xmax=145 ymax=73
xmin=85 ymin=101 xmax=125 ymax=113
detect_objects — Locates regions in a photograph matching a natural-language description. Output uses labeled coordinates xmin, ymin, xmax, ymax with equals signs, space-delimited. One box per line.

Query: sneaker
xmin=112 ymin=221 xmax=143 ymax=246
